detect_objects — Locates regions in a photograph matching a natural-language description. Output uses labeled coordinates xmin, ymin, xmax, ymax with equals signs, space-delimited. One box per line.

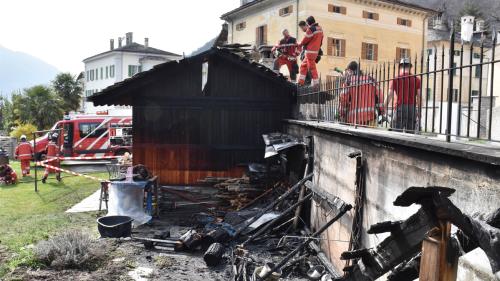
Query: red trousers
xmin=44 ymin=158 xmax=60 ymax=176
xmin=274 ymin=57 xmax=297 ymax=80
xmin=298 ymin=52 xmax=319 ymax=85
xmin=20 ymin=159 xmax=30 ymax=176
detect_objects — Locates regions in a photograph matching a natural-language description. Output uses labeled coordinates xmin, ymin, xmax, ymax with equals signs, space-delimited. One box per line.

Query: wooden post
xmin=419 ymin=222 xmax=458 ymax=281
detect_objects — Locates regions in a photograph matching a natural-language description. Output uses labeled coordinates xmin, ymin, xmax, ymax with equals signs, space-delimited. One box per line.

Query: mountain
xmin=0 ymin=46 xmax=59 ymax=96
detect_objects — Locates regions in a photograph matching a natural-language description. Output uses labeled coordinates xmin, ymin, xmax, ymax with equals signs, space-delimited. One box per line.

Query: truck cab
xmin=34 ymin=115 xmax=132 ymax=159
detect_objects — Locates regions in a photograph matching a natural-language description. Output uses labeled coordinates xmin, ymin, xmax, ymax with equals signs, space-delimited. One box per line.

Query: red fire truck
xmin=34 ymin=115 xmax=132 ymax=159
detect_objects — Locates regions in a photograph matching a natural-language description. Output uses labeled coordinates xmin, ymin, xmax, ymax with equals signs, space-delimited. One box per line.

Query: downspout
xmin=422 ymin=14 xmax=429 ymax=57
xmin=296 ymin=0 xmax=300 ymax=38
xmin=230 ymin=19 xmax=234 ymax=44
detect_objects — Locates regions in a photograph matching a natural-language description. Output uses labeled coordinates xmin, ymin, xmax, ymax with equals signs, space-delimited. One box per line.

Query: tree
xmin=0 ymin=96 xmax=15 ymax=133
xmin=52 ymin=73 xmax=83 ymax=113
xmin=12 ymin=85 xmax=64 ymax=130
xmin=10 ymin=123 xmax=37 ymax=141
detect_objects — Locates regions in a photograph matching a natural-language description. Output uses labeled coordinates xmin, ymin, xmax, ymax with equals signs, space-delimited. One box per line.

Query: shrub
xmin=10 ymin=123 xmax=37 ymax=141
xmin=33 ymin=230 xmax=106 ymax=270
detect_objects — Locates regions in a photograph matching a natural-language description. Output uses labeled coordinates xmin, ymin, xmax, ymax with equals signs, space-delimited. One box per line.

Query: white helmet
xmin=20 ymin=135 xmax=27 ymax=141
xmin=51 ymin=132 xmax=59 ymax=141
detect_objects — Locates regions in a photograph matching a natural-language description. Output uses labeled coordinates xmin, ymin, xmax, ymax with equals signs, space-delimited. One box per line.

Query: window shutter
xmin=327 ymin=38 xmax=333 ymax=56
xmin=256 ymin=27 xmax=260 ymax=45
xmin=279 ymin=9 xmax=283 ymax=16
xmin=340 ymin=39 xmax=346 ymax=57
xmin=363 ymin=11 xmax=368 ymax=19
xmin=374 ymin=44 xmax=379 ymax=61
xmin=341 ymin=7 xmax=347 ymax=15
xmin=397 ymin=18 xmax=401 ymax=25
xmin=408 ymin=19 xmax=412 ymax=27
xmin=374 ymin=13 xmax=379 ymax=20
xmin=361 ymin=43 xmax=367 ymax=60
xmin=263 ymin=25 xmax=268 ymax=45
xmin=289 ymin=5 xmax=293 ymax=13
xmin=328 ymin=4 xmax=333 ymax=13
xmin=396 ymin=47 xmax=401 ymax=60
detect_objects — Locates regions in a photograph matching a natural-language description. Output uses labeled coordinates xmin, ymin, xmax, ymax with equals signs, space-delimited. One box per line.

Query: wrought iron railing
xmin=296 ymin=31 xmax=499 ymax=143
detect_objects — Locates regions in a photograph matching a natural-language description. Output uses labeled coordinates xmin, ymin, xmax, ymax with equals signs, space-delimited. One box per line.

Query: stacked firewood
xmin=214 ymin=176 xmax=267 ymax=210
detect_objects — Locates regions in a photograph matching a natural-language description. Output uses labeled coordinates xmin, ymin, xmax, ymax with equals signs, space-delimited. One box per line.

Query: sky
xmin=0 ymin=0 xmax=240 ymax=74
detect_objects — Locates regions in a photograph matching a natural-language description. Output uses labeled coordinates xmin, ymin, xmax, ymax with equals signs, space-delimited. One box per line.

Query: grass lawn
xmin=0 ymin=161 xmax=107 ymax=277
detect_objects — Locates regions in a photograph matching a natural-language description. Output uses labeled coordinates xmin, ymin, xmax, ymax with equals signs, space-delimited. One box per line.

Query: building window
xmin=327 ymin=38 xmax=346 ymax=57
xmin=236 ymin=22 xmax=246 ymax=31
xmin=110 ymin=65 xmax=115 ymax=78
xmin=427 ymin=49 xmax=433 ymax=56
xmin=106 ymin=66 xmax=109 ymax=79
xmin=454 ymin=50 xmax=461 ymax=56
xmin=473 ymin=53 xmax=481 ymax=59
xmin=328 ymin=4 xmax=346 ymax=14
xmin=362 ymin=42 xmax=378 ymax=61
xmin=397 ymin=18 xmax=412 ymax=27
xmin=86 ymin=71 xmax=89 ymax=82
xmin=471 ymin=90 xmax=479 ymax=97
xmin=363 ymin=11 xmax=379 ymax=21
xmin=452 ymin=62 xmax=457 ymax=76
xmin=256 ymin=25 xmax=267 ymax=47
xmin=100 ymin=67 xmax=103 ymax=79
xmin=279 ymin=5 xmax=293 ymax=17
xmin=426 ymin=88 xmax=432 ymax=100
xmin=474 ymin=65 xmax=481 ymax=78
xmin=453 ymin=89 xmax=459 ymax=102
xmin=128 ymin=65 xmax=141 ymax=77
xmin=396 ymin=47 xmax=411 ymax=60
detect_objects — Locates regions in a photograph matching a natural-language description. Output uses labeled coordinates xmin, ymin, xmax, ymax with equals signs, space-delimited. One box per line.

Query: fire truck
xmin=34 ymin=115 xmax=132 ymax=159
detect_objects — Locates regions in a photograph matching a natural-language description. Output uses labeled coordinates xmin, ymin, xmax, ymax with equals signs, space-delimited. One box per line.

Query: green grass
xmin=0 ymin=161 xmax=107 ymax=277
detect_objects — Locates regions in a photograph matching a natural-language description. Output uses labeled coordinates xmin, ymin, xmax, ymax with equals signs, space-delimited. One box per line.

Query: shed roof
xmin=88 ymin=47 xmax=294 ymax=106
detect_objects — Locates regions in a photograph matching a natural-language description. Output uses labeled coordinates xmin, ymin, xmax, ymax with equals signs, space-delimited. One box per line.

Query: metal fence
xmin=296 ymin=31 xmax=500 ymax=143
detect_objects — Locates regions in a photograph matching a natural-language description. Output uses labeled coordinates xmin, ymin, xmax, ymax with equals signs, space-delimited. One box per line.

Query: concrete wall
xmin=286 ymin=120 xmax=500 ymax=273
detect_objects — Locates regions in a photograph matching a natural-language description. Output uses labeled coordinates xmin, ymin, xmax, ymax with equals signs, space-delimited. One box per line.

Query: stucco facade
xmin=222 ymin=0 xmax=432 ymax=79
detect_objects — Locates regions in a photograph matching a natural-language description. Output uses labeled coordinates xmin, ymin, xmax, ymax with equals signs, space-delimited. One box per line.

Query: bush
xmin=10 ymin=123 xmax=37 ymax=141
xmin=33 ymin=230 xmax=106 ymax=270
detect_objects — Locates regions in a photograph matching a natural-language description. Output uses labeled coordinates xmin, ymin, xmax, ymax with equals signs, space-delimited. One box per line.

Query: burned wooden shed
xmin=89 ymin=48 xmax=295 ymax=185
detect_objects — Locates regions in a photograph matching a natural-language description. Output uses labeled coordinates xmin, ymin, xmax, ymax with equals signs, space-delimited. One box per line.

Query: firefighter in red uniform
xmin=15 ymin=135 xmax=33 ymax=177
xmin=339 ymin=61 xmax=385 ymax=126
xmin=298 ymin=16 xmax=324 ymax=86
xmin=272 ymin=29 xmax=299 ymax=81
xmin=42 ymin=132 xmax=61 ymax=183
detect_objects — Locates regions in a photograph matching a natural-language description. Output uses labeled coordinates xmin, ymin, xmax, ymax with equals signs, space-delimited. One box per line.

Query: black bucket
xmin=97 ymin=216 xmax=133 ymax=238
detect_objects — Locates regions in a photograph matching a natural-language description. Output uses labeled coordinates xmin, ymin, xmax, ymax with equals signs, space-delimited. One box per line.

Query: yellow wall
xmin=227 ymin=0 xmax=429 ymax=79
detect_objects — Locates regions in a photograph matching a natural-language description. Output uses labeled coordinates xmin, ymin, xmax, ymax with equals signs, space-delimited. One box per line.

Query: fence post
xmin=488 ymin=32 xmax=497 ymax=140
xmin=446 ymin=28 xmax=455 ymax=142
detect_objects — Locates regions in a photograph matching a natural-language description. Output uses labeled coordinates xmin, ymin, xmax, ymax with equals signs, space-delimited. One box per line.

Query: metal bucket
xmin=97 ymin=215 xmax=133 ymax=238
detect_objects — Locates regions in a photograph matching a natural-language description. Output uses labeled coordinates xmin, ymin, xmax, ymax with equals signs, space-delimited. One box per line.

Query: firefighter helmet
xmin=51 ymin=132 xmax=59 ymax=141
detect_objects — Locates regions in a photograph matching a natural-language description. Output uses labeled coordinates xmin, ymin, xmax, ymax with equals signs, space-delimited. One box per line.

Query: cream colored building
xmin=221 ymin=0 xmax=435 ymax=81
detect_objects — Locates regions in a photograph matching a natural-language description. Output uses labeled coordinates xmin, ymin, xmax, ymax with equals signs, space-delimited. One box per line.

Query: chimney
xmin=432 ymin=15 xmax=447 ymax=31
xmin=110 ymin=39 xmax=115 ymax=50
xmin=461 ymin=15 xmax=475 ymax=42
xmin=118 ymin=37 xmax=123 ymax=47
xmin=476 ymin=19 xmax=485 ymax=32
xmin=144 ymin=38 xmax=149 ymax=48
xmin=126 ymin=32 xmax=133 ymax=45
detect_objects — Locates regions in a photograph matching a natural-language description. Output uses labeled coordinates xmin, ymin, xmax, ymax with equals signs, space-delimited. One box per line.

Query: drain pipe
xmin=296 ymin=0 xmax=300 ymax=38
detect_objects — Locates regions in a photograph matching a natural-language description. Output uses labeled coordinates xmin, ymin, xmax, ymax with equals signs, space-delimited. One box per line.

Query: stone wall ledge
xmin=285 ymin=119 xmax=500 ymax=166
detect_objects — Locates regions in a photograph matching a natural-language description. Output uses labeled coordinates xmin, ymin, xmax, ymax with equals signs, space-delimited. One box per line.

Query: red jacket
xmin=272 ymin=36 xmax=298 ymax=59
xmin=15 ymin=142 xmax=33 ymax=160
xmin=340 ymin=75 xmax=385 ymax=124
xmin=299 ymin=23 xmax=323 ymax=53
xmin=46 ymin=142 xmax=60 ymax=158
